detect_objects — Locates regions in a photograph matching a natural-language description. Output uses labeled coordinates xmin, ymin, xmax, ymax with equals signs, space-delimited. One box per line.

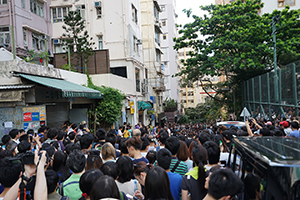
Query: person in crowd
xmin=68 ymin=132 xmax=76 ymax=144
xmin=118 ymin=126 xmax=123 ymax=137
xmin=80 ymin=134 xmax=94 ymax=154
xmin=90 ymin=175 xmax=121 ymax=200
xmin=203 ymin=169 xmax=243 ymax=200
xmin=106 ymin=130 xmax=121 ymax=157
xmin=140 ymin=137 xmax=150 ymax=157
xmin=144 ymin=166 xmax=174 ymax=200
xmin=45 ymin=170 xmax=71 ymax=200
xmin=133 ymin=161 xmax=152 ymax=187
xmin=146 ymin=150 xmax=156 ymax=165
xmin=204 ymin=165 xmax=221 ymax=190
xmin=119 ymin=138 xmax=129 ymax=156
xmin=156 ymin=130 xmax=168 ymax=151
xmin=181 ymin=144 xmax=208 ymax=200
xmin=17 ymin=140 xmax=31 ymax=153
xmin=203 ymin=141 xmax=221 ymax=171
xmin=243 ymin=173 xmax=262 ymax=200
xmin=177 ymin=140 xmax=193 ymax=171
xmin=146 ymin=134 xmax=156 ymax=152
xmin=123 ymin=126 xmax=130 ymax=138
xmin=79 ymin=169 xmax=103 ymax=200
xmin=44 ymin=128 xmax=59 ymax=144
xmin=279 ymin=120 xmax=292 ymax=136
xmin=101 ymin=142 xmax=116 ymax=163
xmin=59 ymin=149 xmax=86 ymax=200
xmin=5 ymin=141 xmax=17 ymax=156
xmin=52 ymin=151 xmax=72 ymax=183
xmin=165 ymin=137 xmax=188 ymax=176
xmin=1 ymin=135 xmax=12 ymax=149
xmin=125 ymin=137 xmax=149 ymax=164
xmin=86 ymin=150 xmax=103 ymax=171
xmin=9 ymin=129 xmax=20 ymax=144
xmin=57 ymin=131 xmax=66 ymax=151
xmin=100 ymin=161 xmax=119 ymax=180
xmin=290 ymin=121 xmax=300 ymax=137
xmin=93 ymin=128 xmax=106 ymax=149
xmin=132 ymin=129 xmax=141 ymax=138
xmin=116 ymin=156 xmax=141 ymax=196
xmin=157 ymin=148 xmax=182 ymax=200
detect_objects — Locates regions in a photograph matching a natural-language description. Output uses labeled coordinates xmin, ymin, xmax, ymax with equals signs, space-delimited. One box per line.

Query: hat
xmin=81 ymin=121 xmax=87 ymax=125
xmin=266 ymin=121 xmax=272 ymax=126
xmin=279 ymin=121 xmax=289 ymax=128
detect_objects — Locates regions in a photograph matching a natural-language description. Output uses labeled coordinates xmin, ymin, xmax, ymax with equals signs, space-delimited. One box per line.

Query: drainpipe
xmin=9 ymin=1 xmax=16 ymax=59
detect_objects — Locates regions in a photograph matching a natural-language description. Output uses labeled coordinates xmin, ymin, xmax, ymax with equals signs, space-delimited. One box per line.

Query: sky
xmin=175 ymin=0 xmax=215 ymax=26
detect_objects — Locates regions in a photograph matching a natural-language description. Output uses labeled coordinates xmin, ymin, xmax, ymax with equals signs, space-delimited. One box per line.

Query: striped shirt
xmin=170 ymin=157 xmax=188 ymax=177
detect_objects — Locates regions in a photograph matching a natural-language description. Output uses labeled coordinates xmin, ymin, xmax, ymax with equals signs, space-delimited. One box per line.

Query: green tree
xmin=62 ymin=11 xmax=95 ymax=72
xmin=163 ymin=97 xmax=178 ymax=112
xmin=174 ymin=0 xmax=300 ymax=114
xmin=86 ymin=75 xmax=125 ymax=131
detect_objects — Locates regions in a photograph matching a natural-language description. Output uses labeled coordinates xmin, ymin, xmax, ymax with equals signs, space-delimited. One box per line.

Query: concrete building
xmin=159 ymin=0 xmax=180 ymax=110
xmin=50 ymin=0 xmax=152 ymax=126
xmin=140 ymin=0 xmax=166 ymax=125
xmin=0 ymin=0 xmax=52 ymax=57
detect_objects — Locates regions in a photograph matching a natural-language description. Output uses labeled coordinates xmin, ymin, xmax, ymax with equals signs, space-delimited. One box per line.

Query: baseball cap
xmin=81 ymin=121 xmax=87 ymax=125
xmin=265 ymin=121 xmax=272 ymax=126
xmin=279 ymin=121 xmax=289 ymax=128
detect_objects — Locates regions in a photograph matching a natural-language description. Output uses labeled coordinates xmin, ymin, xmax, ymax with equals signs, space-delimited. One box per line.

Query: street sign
xmin=240 ymin=107 xmax=251 ymax=121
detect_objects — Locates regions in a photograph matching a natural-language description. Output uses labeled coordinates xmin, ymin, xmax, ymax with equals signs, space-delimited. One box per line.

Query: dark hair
xmin=0 ymin=150 xmax=13 ymax=160
xmin=125 ymin=137 xmax=142 ymax=150
xmin=260 ymin=127 xmax=270 ymax=136
xmin=86 ymin=150 xmax=103 ymax=171
xmin=156 ymin=148 xmax=172 ymax=170
xmin=47 ymin=128 xmax=58 ymax=140
xmin=52 ymin=151 xmax=72 ymax=183
xmin=80 ymin=134 xmax=94 ymax=149
xmin=79 ymin=169 xmax=104 ymax=198
xmin=0 ymin=158 xmax=22 ymax=187
xmin=68 ymin=132 xmax=76 ymax=140
xmin=141 ymin=137 xmax=150 ymax=150
xmin=44 ymin=146 xmax=56 ymax=158
xmin=19 ymin=134 xmax=28 ymax=142
xmin=9 ymin=129 xmax=19 ymax=139
xmin=208 ymin=169 xmax=243 ymax=199
xmin=158 ymin=131 xmax=169 ymax=144
xmin=50 ymin=141 xmax=59 ymax=150
xmin=96 ymin=128 xmax=106 ymax=141
xmin=27 ymin=129 xmax=35 ymax=135
xmin=177 ymin=140 xmax=189 ymax=161
xmin=71 ymin=124 xmax=77 ymax=130
xmin=90 ymin=175 xmax=120 ymax=200
xmin=119 ymin=138 xmax=128 ymax=154
xmin=199 ymin=132 xmax=211 ymax=145
xmin=17 ymin=140 xmax=31 ymax=153
xmin=146 ymin=150 xmax=156 ymax=164
xmin=57 ymin=131 xmax=66 ymax=141
xmin=45 ymin=170 xmax=59 ymax=194
xmin=192 ymin=145 xmax=208 ymax=193
xmin=165 ymin=136 xmax=180 ymax=155
xmin=63 ymin=138 xmax=72 ymax=147
xmin=116 ymin=156 xmax=133 ymax=183
xmin=291 ymin=121 xmax=299 ymax=129
xmin=243 ymin=173 xmax=261 ymax=200
xmin=273 ymin=129 xmax=284 ymax=137
xmin=64 ymin=143 xmax=73 ymax=155
xmin=221 ymin=130 xmax=234 ymax=140
xmin=203 ymin=141 xmax=220 ymax=165
xmin=133 ymin=161 xmax=152 ymax=177
xmin=100 ymin=161 xmax=119 ymax=180
xmin=66 ymin=149 xmax=86 ymax=173
xmin=1 ymin=135 xmax=11 ymax=145
xmin=105 ymin=130 xmax=117 ymax=145
xmin=144 ymin=166 xmax=174 ymax=200
xmin=38 ymin=125 xmax=48 ymax=133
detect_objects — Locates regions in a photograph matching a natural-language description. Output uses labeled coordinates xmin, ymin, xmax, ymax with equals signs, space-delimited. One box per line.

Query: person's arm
xmin=34 ymin=151 xmax=47 ymax=200
xmin=245 ymin=119 xmax=254 ymax=137
xmin=251 ymin=118 xmax=262 ymax=130
xmin=33 ymin=135 xmax=42 ymax=150
xmin=181 ymin=190 xmax=189 ymax=200
xmin=133 ymin=190 xmax=144 ymax=200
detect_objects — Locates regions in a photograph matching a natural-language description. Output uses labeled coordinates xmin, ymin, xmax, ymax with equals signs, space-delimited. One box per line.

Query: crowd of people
xmin=0 ymin=117 xmax=298 ymax=200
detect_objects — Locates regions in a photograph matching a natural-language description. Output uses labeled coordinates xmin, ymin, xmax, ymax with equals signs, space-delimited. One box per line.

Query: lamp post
xmin=272 ymin=15 xmax=281 ymax=102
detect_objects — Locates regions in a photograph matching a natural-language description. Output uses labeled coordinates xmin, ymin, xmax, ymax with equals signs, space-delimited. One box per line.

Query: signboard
xmin=130 ymin=101 xmax=135 ymax=114
xmin=22 ymin=105 xmax=46 ymax=133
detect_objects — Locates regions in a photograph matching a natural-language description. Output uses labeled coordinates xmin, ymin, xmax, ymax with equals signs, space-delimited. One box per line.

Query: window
xmin=110 ymin=66 xmax=127 ymax=78
xmin=278 ymin=0 xmax=295 ymax=7
xmin=30 ymin=0 xmax=44 ymax=18
xmin=98 ymin=35 xmax=103 ymax=50
xmin=0 ymin=27 xmax=9 ymax=46
xmin=164 ymin=61 xmax=168 ymax=68
xmin=32 ymin=33 xmax=45 ymax=51
xmin=136 ymin=68 xmax=140 ymax=92
xmin=0 ymin=0 xmax=7 ymax=5
xmin=155 ymin=49 xmax=161 ymax=63
xmin=21 ymin=0 xmax=25 ymax=8
xmin=23 ymin=29 xmax=28 ymax=47
xmin=154 ymin=6 xmax=159 ymax=19
xmin=132 ymin=4 xmax=138 ymax=23
xmin=76 ymin=5 xmax=85 ymax=20
xmin=162 ymin=19 xmax=166 ymax=26
xmin=163 ymin=34 xmax=167 ymax=40
xmin=160 ymin=5 xmax=165 ymax=12
xmin=95 ymin=2 xmax=102 ymax=18
xmin=52 ymin=7 xmax=70 ymax=23
xmin=155 ymin=29 xmax=160 ymax=45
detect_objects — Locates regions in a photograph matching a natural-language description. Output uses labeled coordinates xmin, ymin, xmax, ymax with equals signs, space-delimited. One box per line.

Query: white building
xmin=159 ymin=0 xmax=180 ymax=110
xmin=50 ymin=0 xmax=152 ymax=126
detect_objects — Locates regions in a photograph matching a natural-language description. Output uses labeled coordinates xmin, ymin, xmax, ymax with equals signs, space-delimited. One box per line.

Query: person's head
xmin=177 ymin=140 xmax=190 ymax=162
xmin=144 ymin=166 xmax=174 ymax=200
xmin=1 ymin=135 xmax=11 ymax=145
xmin=279 ymin=121 xmax=289 ymax=128
xmin=27 ymin=129 xmax=35 ymax=136
xmin=105 ymin=130 xmax=117 ymax=145
xmin=101 ymin=142 xmax=116 ymax=160
xmin=204 ymin=165 xmax=222 ymax=189
xmin=19 ymin=134 xmax=28 ymax=142
xmin=90 ymin=175 xmax=120 ymax=200
xmin=199 ymin=132 xmax=211 ymax=145
xmin=52 ymin=150 xmax=68 ymax=171
xmin=146 ymin=150 xmax=156 ymax=164
xmin=80 ymin=169 xmax=104 ymax=198
xmin=6 ymin=141 xmax=17 ymax=153
xmin=100 ymin=161 xmax=119 ymax=180
xmin=141 ymin=136 xmax=150 ymax=151
xmin=158 ymin=130 xmax=169 ymax=144
xmin=133 ymin=161 xmax=152 ymax=186
xmin=116 ymin=155 xmax=133 ymax=183
xmin=222 ymin=130 xmax=234 ymax=141
xmin=0 ymin=150 xmax=13 ymax=160
xmin=291 ymin=121 xmax=299 ymax=130
xmin=203 ymin=141 xmax=220 ymax=165
xmin=68 ymin=131 xmax=76 ymax=141
xmin=260 ymin=127 xmax=270 ymax=136
xmin=17 ymin=140 xmax=31 ymax=153
xmin=132 ymin=129 xmax=141 ymax=137
xmin=208 ymin=169 xmax=243 ymax=199
xmin=50 ymin=141 xmax=59 ymax=150
xmin=57 ymin=130 xmax=66 ymax=141
xmin=71 ymin=124 xmax=77 ymax=130
xmin=192 ymin=144 xmax=208 ymax=192
xmin=125 ymin=137 xmax=142 ymax=157
xmin=80 ymin=134 xmax=94 ymax=150
xmin=66 ymin=149 xmax=86 ymax=173
xmin=119 ymin=138 xmax=128 ymax=154
xmin=243 ymin=173 xmax=261 ymax=200
xmin=0 ymin=158 xmax=22 ymax=188
xmin=45 ymin=170 xmax=59 ymax=194
xmin=47 ymin=128 xmax=58 ymax=140
xmin=9 ymin=129 xmax=20 ymax=140
xmin=156 ymin=148 xmax=172 ymax=170
xmin=86 ymin=150 xmax=103 ymax=171
xmin=96 ymin=128 xmax=106 ymax=141
xmin=165 ymin=136 xmax=180 ymax=156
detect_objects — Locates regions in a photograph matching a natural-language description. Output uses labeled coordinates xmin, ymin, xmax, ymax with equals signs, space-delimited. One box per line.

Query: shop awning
xmin=137 ymin=101 xmax=152 ymax=110
xmin=18 ymin=73 xmax=102 ymax=99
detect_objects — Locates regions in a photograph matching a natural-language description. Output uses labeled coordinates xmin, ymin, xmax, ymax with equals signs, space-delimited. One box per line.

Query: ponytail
xmin=197 ymin=161 xmax=206 ymax=192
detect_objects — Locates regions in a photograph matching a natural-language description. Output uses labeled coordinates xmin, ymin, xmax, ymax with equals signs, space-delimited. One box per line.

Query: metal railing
xmin=242 ymin=60 xmax=300 ymax=119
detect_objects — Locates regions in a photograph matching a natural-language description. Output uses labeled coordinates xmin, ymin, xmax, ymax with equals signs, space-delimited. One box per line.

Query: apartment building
xmin=0 ymin=0 xmax=52 ymax=57
xmin=159 ymin=0 xmax=180 ymax=111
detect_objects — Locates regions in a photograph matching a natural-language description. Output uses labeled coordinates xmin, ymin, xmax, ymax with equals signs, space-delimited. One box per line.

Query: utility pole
xmin=272 ymin=15 xmax=281 ymax=102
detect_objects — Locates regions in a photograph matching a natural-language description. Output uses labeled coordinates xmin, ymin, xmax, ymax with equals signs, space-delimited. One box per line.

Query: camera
xmin=8 ymin=151 xmax=49 ymax=165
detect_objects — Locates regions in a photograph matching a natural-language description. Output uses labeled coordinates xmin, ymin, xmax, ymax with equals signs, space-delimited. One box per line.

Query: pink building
xmin=0 ymin=0 xmax=52 ymax=57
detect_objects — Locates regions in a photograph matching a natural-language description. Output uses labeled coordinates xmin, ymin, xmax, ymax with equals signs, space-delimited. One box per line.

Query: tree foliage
xmin=163 ymin=97 xmax=178 ymax=112
xmin=62 ymin=11 xmax=95 ymax=72
xmin=174 ymin=0 xmax=300 ymax=114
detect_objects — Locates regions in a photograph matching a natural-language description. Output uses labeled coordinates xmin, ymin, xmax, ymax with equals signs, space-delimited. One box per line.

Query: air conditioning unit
xmin=53 ymin=39 xmax=61 ymax=44
xmin=95 ymin=1 xmax=101 ymax=7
